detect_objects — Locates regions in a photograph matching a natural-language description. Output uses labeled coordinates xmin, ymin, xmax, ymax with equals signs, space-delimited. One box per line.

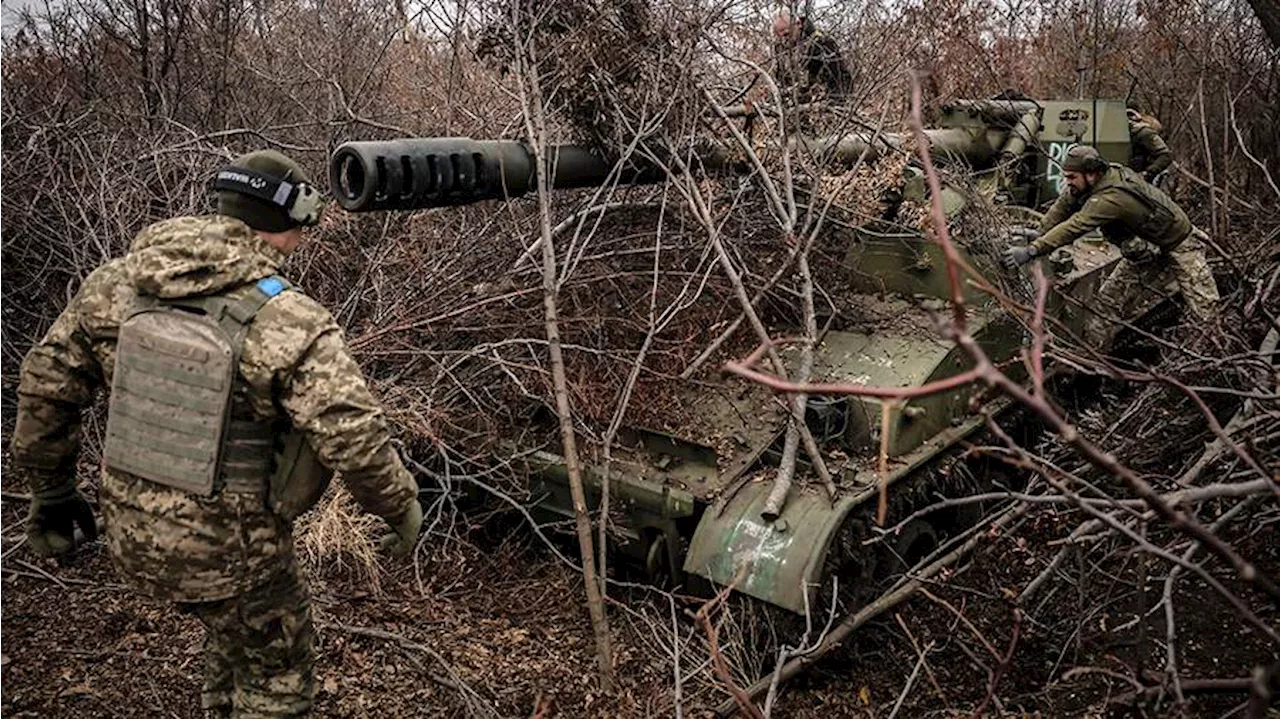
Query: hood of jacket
xmin=125 ymin=215 xmax=286 ymax=298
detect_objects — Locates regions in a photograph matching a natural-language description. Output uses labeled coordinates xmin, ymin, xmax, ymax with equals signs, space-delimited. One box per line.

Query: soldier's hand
xmin=380 ymin=499 xmax=424 ymax=557
xmin=1000 ymin=245 xmax=1037 ymax=269
xmin=27 ymin=485 xmax=98 ymax=558
xmin=1008 ymin=226 xmax=1042 ymax=241
xmin=1119 ymin=237 xmax=1158 ymax=264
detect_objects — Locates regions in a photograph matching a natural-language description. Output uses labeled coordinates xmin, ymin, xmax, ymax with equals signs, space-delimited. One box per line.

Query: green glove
xmin=380 ymin=499 xmax=424 ymax=557
xmin=27 ymin=484 xmax=98 ymax=558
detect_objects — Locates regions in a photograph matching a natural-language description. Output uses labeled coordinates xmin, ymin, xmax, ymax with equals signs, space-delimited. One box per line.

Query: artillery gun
xmin=330 ymin=98 xmax=1152 ymax=613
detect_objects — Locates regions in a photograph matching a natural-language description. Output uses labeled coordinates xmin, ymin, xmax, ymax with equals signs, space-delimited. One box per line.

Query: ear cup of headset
xmin=288 ymin=184 xmax=325 ymax=226
xmin=215 ymin=165 xmax=325 ymax=227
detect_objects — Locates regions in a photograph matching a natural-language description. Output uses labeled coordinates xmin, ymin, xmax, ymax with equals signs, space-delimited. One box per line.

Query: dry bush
xmin=294 ymin=484 xmax=386 ymax=595
xmin=475 ymin=0 xmax=708 ymax=151
xmin=3 ymin=0 xmax=1279 ymax=714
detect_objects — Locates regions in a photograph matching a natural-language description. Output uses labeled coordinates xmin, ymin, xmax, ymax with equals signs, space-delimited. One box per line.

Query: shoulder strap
xmin=220 ymin=275 xmax=294 ymax=351
xmin=144 ymin=275 xmax=293 ymax=355
xmin=226 ymin=275 xmax=292 ymax=325
xmin=125 ymin=294 xmax=160 ymax=319
xmin=1098 ymin=167 xmax=1159 ymax=211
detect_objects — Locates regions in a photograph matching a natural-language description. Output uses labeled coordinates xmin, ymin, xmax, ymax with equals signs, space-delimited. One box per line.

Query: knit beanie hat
xmin=216 ymin=150 xmax=312 ymax=232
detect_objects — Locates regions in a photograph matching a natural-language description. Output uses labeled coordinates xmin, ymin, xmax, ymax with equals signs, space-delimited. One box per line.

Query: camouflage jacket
xmin=1128 ymin=120 xmax=1172 ymax=179
xmin=12 ymin=215 xmax=417 ymax=602
xmin=1033 ymin=165 xmax=1192 ymax=256
xmin=773 ymin=29 xmax=854 ymax=101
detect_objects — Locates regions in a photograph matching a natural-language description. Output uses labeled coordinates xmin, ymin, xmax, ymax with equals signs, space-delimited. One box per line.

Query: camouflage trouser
xmin=179 ymin=568 xmax=315 ymax=718
xmin=1084 ymin=230 xmax=1220 ymax=347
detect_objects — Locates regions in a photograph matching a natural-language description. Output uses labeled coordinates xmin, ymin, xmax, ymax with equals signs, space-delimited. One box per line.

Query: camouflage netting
xmin=475 ymin=0 xmax=707 ymax=152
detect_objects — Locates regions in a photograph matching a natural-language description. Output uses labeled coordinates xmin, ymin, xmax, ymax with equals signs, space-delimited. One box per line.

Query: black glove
xmin=1119 ymin=237 xmax=1158 ymax=264
xmin=27 ymin=484 xmax=97 ymax=557
xmin=1008 ymin=226 xmax=1043 ymax=241
xmin=1001 ymin=244 xmax=1038 ymax=269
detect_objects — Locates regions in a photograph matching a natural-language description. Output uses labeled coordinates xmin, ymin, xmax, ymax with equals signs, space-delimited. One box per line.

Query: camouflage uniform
xmin=773 ymin=24 xmax=854 ymax=103
xmin=179 ymin=568 xmax=315 ymax=717
xmin=12 ymin=215 xmax=418 ymax=717
xmin=1031 ymin=165 xmax=1219 ymax=346
xmin=1127 ymin=116 xmax=1172 ymax=182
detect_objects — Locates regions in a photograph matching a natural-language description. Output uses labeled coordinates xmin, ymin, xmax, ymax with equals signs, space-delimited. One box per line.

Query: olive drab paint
xmin=931 ymin=98 xmax=1133 ymax=202
xmin=320 ymin=96 xmax=1190 ymax=616
xmin=1032 ymin=164 xmax=1192 ymax=255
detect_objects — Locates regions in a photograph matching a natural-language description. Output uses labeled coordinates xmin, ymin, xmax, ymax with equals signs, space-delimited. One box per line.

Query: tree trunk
xmin=514 ymin=28 xmax=615 ymax=692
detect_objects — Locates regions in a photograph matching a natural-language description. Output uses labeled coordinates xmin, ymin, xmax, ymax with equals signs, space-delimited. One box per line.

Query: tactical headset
xmin=1067 ymin=146 xmax=1109 ymax=174
xmin=1080 ymin=153 xmax=1108 ymax=174
xmin=212 ymin=166 xmax=325 ymax=226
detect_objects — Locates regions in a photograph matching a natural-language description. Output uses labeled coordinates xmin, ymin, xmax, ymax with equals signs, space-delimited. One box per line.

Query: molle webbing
xmin=103 ymin=277 xmax=290 ymax=496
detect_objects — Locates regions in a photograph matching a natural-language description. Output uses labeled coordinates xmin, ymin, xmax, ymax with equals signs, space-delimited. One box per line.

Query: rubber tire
xmin=887 ymin=518 xmax=940 ymax=573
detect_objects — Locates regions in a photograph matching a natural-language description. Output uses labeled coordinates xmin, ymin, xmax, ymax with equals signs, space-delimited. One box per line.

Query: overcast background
xmin=2 ymin=0 xmax=39 ymax=37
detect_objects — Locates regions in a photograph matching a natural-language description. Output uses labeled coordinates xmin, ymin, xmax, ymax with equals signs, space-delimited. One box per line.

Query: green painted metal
xmin=335 ymin=96 xmax=1160 ymax=615
xmin=625 ymin=386 xmax=788 ymax=502
xmin=683 ymin=485 xmax=862 ymax=613
xmin=805 ymin=312 xmax=1018 ymax=458
xmin=999 ymin=110 xmax=1041 ymax=161
xmin=793 ymin=126 xmax=1007 ymax=167
xmin=521 ymin=449 xmax=697 ymax=521
xmin=901 ymin=167 xmax=969 ymax=218
xmin=331 ymin=98 xmax=1138 ymax=214
xmin=1032 ymin=99 xmax=1131 ymax=201
xmin=842 ymin=225 xmax=991 ymax=302
xmin=330 ymin=138 xmax=676 ymax=211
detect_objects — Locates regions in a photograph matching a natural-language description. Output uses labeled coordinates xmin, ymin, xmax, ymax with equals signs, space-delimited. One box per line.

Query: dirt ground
xmin=4 ymin=468 xmax=1276 ymax=718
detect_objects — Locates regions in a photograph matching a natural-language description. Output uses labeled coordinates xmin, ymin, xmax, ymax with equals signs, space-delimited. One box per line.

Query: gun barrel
xmin=329 ymin=123 xmax=1015 ymax=213
xmin=795 ymin=127 xmax=1006 ymax=165
xmin=945 ymin=99 xmax=1042 ymax=121
xmin=330 ymin=138 xmax=662 ymax=212
xmin=998 ymin=109 xmax=1042 ymax=161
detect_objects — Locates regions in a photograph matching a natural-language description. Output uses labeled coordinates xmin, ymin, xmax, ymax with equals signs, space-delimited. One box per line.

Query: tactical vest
xmin=103 ymin=276 xmax=333 ymax=521
xmin=1097 ymin=165 xmax=1189 ymax=248
xmin=1128 ymin=123 xmax=1155 ymax=172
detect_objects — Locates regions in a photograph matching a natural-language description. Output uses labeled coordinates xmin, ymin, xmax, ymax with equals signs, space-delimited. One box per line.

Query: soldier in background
xmin=771 ymin=10 xmax=854 ymax=103
xmin=1001 ymin=145 xmax=1218 ymax=347
xmin=12 ymin=150 xmax=425 ymax=717
xmin=1126 ymin=105 xmax=1173 ymax=183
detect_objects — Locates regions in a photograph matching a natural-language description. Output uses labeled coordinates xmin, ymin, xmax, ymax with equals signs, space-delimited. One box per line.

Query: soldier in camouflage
xmin=1126 ymin=106 xmax=1173 ymax=183
xmin=771 ymin=10 xmax=854 ymax=103
xmin=11 ymin=149 xmax=424 ymax=717
xmin=1002 ymin=145 xmax=1219 ymax=347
